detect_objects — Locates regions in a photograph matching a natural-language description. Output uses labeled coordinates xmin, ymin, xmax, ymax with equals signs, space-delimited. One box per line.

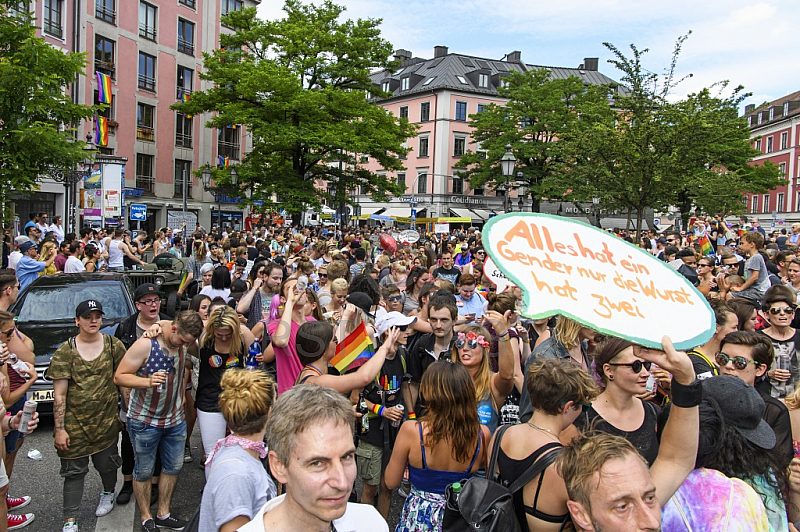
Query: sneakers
xmin=6 ymin=495 xmax=31 ymax=510
xmin=8 ymin=513 xmax=35 ymax=530
xmin=61 ymin=519 xmax=77 ymax=532
xmin=154 ymin=515 xmax=187 ymax=530
xmin=95 ymin=490 xmax=115 ymax=517
xmin=117 ymin=482 xmax=133 ymax=505
xmin=183 ymin=446 xmax=192 ymax=463
xmin=141 ymin=519 xmax=160 ymax=532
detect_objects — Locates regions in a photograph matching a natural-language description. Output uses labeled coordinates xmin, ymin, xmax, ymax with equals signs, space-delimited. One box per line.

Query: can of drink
xmin=392 ymin=404 xmax=404 ymax=428
xmin=18 ymin=400 xmax=36 ymax=435
xmin=780 ymin=353 xmax=792 ymax=372
xmin=7 ymin=354 xmax=30 ymax=380
xmin=156 ymin=370 xmax=168 ymax=392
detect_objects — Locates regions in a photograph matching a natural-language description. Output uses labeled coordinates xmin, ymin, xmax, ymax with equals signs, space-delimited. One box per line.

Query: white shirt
xmin=238 ymin=495 xmax=388 ymax=532
xmin=64 ymin=255 xmax=86 ymax=273
xmin=8 ymin=251 xmax=21 ymax=271
xmin=49 ymin=223 xmax=65 ymax=244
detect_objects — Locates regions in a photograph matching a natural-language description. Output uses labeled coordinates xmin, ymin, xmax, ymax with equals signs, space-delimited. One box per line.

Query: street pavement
xmin=12 ymin=417 xmax=405 ymax=531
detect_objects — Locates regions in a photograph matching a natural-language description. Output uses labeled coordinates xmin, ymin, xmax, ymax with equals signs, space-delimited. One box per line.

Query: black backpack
xmin=442 ymin=425 xmax=562 ymax=532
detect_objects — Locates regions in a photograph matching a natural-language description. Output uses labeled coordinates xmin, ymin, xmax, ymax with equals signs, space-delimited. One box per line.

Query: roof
xmin=746 ymin=89 xmax=800 ymax=128
xmin=370 ymin=52 xmax=621 ymax=101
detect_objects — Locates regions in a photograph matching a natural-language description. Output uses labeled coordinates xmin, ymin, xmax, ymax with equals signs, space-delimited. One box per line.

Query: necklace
xmin=527 ymin=422 xmax=560 ymax=440
xmin=305 ymin=364 xmax=323 ymax=376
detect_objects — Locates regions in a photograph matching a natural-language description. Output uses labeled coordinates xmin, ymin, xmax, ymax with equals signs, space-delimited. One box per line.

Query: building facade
xmin=359 ymin=46 xmax=620 ymax=227
xmin=743 ymin=91 xmax=800 ymax=229
xmin=13 ymin=0 xmax=257 ymax=233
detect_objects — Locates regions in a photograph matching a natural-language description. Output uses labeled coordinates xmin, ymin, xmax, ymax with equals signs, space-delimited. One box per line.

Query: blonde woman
xmin=200 ymin=369 xmax=277 ymax=532
xmin=38 ymin=240 xmax=58 ymax=276
xmin=380 ymin=261 xmax=408 ymax=290
xmin=152 ymin=230 xmax=166 ymax=257
xmin=324 ymin=277 xmax=348 ymax=321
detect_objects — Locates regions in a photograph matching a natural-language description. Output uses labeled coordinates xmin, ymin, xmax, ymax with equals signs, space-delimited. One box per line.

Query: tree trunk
xmin=531 ymin=193 xmax=541 ymax=214
xmin=635 ymin=208 xmax=644 ymax=243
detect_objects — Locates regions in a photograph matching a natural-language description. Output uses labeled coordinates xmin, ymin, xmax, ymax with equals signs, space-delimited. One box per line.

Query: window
xmin=221 ymin=0 xmax=243 ymax=16
xmin=218 ymin=127 xmax=240 ymax=160
xmin=420 ymin=102 xmax=430 ymax=122
xmin=781 ymin=132 xmax=788 ymax=150
xmin=797 ymin=191 xmax=800 ymax=212
xmin=175 ymin=114 xmax=192 ymax=148
xmin=478 ymin=74 xmax=488 ymax=88
xmin=139 ymin=2 xmax=157 ymax=41
xmin=456 ymin=75 xmax=468 ymax=85
xmin=136 ymin=154 xmax=155 ymax=193
xmin=43 ymin=0 xmax=62 ymax=38
xmin=779 ymin=162 xmax=786 ymax=178
xmin=752 ymin=195 xmax=758 ymax=213
xmin=758 ymin=113 xmax=763 ymax=125
xmin=770 ymin=108 xmax=774 ymax=121
xmin=455 ymin=101 xmax=467 ymax=121
xmin=399 ymin=106 xmax=408 ymax=119
xmin=417 ymin=173 xmax=427 ymax=194
xmin=177 ymin=19 xmax=195 ymax=55
xmin=755 ymin=139 xmax=762 ymax=151
xmin=452 ymin=177 xmax=464 ymax=194
xmin=748 ymin=116 xmax=752 ymax=127
xmin=453 ymin=137 xmax=466 ymax=157
xmin=397 ymin=172 xmax=406 ymax=192
xmin=177 ymin=66 xmax=193 ymax=98
xmin=94 ymin=91 xmax=112 ymax=119
xmin=138 ymin=53 xmax=156 ymax=92
xmin=174 ymin=160 xmax=192 ymax=197
xmin=136 ymin=103 xmax=154 ymax=141
xmin=778 ymin=193 xmax=785 ymax=212
xmin=95 ymin=0 xmax=115 ymax=24
xmin=767 ymin=136 xmax=773 ymax=153
xmin=94 ymin=36 xmax=115 ymax=78
xmin=418 ymin=136 xmax=429 ymax=157
xmin=786 ymin=102 xmax=791 ymax=116
xmin=382 ymin=81 xmax=390 ymax=92
xmin=179 ymin=0 xmax=195 ymax=8
xmin=763 ymin=195 xmax=769 ymax=214
xmin=422 ymin=77 xmax=435 ymax=86
xmin=477 ymin=104 xmax=487 ymax=113
xmin=401 ymin=78 xmax=409 ymax=90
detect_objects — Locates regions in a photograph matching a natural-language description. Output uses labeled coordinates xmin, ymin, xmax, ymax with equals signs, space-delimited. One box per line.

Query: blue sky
xmin=257 ymin=0 xmax=797 ymax=109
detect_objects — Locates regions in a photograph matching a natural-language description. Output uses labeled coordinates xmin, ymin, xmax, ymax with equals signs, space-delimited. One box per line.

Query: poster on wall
xmin=85 ymin=164 xmax=102 ymax=189
xmin=82 ymin=189 xmax=103 ymax=218
xmin=103 ymin=164 xmax=122 ymax=217
xmin=167 ymin=210 xmax=198 ymax=228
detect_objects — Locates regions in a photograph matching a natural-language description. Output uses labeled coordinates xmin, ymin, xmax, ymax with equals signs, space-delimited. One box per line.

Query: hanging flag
xmin=96 ymin=72 xmax=112 ymax=104
xmin=697 ymin=233 xmax=714 ymax=256
xmin=218 ymin=156 xmax=230 ymax=168
xmin=330 ymin=321 xmax=375 ymax=374
xmin=94 ymin=115 xmax=108 ymax=146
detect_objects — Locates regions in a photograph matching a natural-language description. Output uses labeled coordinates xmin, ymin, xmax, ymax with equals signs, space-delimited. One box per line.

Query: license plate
xmin=29 ymin=389 xmax=54 ymax=403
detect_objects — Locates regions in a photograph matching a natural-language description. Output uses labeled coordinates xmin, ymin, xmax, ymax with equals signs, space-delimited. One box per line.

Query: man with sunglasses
xmin=685 ymin=299 xmax=738 ymax=380
xmin=717 ymin=330 xmax=793 ymax=470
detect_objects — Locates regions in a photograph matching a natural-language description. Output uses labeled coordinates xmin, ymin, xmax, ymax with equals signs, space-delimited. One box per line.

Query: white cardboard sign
xmin=482 ymin=256 xmax=513 ymax=293
xmin=399 ymin=229 xmax=420 ymax=243
xmin=483 ymin=213 xmax=714 ymax=350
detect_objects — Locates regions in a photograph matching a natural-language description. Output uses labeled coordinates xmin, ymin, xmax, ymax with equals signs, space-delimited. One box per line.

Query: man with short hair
xmin=114 ymin=310 xmax=203 ymax=532
xmin=0 ymin=272 xmax=20 ymax=312
xmin=54 ymin=240 xmax=70 ymax=272
xmin=7 ymin=236 xmax=30 ymax=271
xmin=50 ymin=300 xmax=127 ymax=531
xmin=454 ymin=273 xmax=485 ymax=323
xmin=433 ymin=251 xmax=460 ymax=285
xmin=63 ymin=242 xmax=86 ymax=274
xmin=15 ymin=241 xmax=56 ymax=291
xmin=239 ymin=384 xmax=388 ymax=532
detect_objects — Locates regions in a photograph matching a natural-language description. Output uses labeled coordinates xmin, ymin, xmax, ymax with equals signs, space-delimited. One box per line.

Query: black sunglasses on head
xmin=607 ymin=360 xmax=652 ymax=373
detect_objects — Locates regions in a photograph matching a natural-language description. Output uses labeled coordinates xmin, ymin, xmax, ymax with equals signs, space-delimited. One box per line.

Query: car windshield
xmin=17 ymin=283 xmax=130 ymax=321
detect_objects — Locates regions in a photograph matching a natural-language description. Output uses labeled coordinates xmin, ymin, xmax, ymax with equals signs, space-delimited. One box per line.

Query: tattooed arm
xmin=53 ymin=379 xmax=70 ymax=452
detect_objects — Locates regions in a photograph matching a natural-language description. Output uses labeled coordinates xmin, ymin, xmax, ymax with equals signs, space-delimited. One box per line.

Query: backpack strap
xmin=486 ymin=424 xmax=512 ymax=482
xmin=507 ymin=442 xmax=562 ymax=494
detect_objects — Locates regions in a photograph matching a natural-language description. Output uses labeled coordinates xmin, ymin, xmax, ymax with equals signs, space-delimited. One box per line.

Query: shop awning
xmin=382 ymin=207 xmax=414 ymax=218
xmin=470 ymin=209 xmax=495 ymax=221
xmin=449 ymin=208 xmax=476 ymax=219
xmin=358 ymin=207 xmax=384 ymax=220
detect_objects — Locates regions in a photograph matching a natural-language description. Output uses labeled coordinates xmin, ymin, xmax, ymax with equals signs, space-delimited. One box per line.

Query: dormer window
xmin=401 ymin=77 xmax=409 ymax=91
xmin=478 ymin=74 xmax=488 ymax=88
xmin=382 ymin=81 xmax=390 ymax=92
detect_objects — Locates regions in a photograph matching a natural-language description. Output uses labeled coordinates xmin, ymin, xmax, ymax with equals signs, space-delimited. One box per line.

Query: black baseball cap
xmin=76 ymin=299 xmax=104 ymax=318
xmin=235 ymin=257 xmax=247 ymax=267
xmin=230 ymin=279 xmax=248 ymax=295
xmin=134 ymin=283 xmax=163 ymax=302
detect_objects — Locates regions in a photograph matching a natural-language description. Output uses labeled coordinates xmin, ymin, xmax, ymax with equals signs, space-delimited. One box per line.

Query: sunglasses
xmin=0 ymin=325 xmax=15 ymax=337
xmin=455 ymin=339 xmax=483 ymax=350
xmin=715 ymin=352 xmax=760 ymax=371
xmin=318 ymin=273 xmax=328 ymax=278
xmin=769 ymin=307 xmax=795 ymax=315
xmin=386 ymin=295 xmax=403 ymax=302
xmin=607 ymin=360 xmax=652 ymax=373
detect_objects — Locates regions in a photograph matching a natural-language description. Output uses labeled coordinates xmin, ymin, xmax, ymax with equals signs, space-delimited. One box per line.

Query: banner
xmin=434 ymin=223 xmax=449 ymax=233
xmin=483 ymin=213 xmax=714 ymax=350
xmin=482 ymin=256 xmax=513 ymax=293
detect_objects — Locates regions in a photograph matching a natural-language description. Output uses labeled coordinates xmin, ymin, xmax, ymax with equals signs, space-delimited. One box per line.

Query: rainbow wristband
xmin=408 ymin=411 xmax=416 ymax=420
xmin=371 ymin=404 xmax=383 ymax=416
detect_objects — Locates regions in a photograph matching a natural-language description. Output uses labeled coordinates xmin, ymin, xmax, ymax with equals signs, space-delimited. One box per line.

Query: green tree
xmin=454 ymin=68 xmax=611 ymax=213
xmin=0 ymin=3 xmax=97 ymax=220
xmin=174 ymin=0 xmax=416 ymax=218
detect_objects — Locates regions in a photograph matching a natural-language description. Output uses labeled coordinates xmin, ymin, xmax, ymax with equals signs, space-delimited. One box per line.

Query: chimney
xmin=506 ymin=51 xmax=521 ymax=63
xmin=434 ymin=45 xmax=448 ymax=58
xmin=744 ymin=104 xmax=755 ymax=114
xmin=394 ymin=49 xmax=411 ymax=62
xmin=583 ymin=58 xmax=598 ymax=71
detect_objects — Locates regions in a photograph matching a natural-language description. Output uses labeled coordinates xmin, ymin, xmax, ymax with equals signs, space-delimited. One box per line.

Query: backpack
xmin=442 ymin=425 xmax=562 ymax=532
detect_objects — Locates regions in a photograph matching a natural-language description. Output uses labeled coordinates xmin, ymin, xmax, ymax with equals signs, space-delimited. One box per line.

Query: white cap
xmin=375 ymin=311 xmax=417 ymax=336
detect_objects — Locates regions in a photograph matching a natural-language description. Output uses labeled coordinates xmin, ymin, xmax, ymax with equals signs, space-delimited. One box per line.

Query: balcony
xmin=136 ymin=175 xmax=155 ymax=195
xmin=136 ymin=126 xmax=154 ymax=142
xmin=218 ymin=141 xmax=240 ymax=161
xmin=177 ymin=38 xmax=194 ymax=56
xmin=138 ymin=74 xmax=156 ymax=92
xmin=139 ymin=23 xmax=156 ymax=41
xmin=176 ymin=87 xmax=192 ymax=100
xmin=95 ymin=5 xmax=115 ymax=24
xmin=94 ymin=59 xmax=115 ymax=79
xmin=175 ymin=132 xmax=192 ymax=148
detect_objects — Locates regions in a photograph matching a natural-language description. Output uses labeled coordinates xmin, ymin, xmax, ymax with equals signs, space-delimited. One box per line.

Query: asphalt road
xmin=11 ymin=417 xmax=405 ymax=531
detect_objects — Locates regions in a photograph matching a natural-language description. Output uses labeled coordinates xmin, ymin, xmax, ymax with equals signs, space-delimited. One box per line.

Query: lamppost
xmin=500 ymin=144 xmax=516 ymax=214
xmin=48 ymin=134 xmax=95 ymax=233
xmin=201 ymin=164 xmax=238 ymax=232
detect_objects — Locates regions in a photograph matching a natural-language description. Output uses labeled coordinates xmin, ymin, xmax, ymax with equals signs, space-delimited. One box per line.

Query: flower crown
xmin=457 ymin=331 xmax=489 ymax=348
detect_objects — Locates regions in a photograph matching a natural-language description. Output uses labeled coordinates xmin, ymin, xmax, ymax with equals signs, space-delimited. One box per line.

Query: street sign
xmin=411 ymin=209 xmax=417 ymax=222
xmin=129 ymin=203 xmax=147 ymax=221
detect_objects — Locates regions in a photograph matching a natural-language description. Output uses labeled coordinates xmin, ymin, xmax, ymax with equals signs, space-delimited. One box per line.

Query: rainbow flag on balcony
xmin=96 ymin=72 xmax=112 ymax=104
xmin=218 ymin=156 xmax=230 ymax=168
xmin=94 ymin=115 xmax=108 ymax=146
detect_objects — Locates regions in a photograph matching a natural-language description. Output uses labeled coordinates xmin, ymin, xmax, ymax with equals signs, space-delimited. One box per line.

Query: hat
xmin=14 ymin=236 xmax=29 ymax=246
xmin=134 ymin=283 xmax=163 ymax=302
xmin=293 ymin=245 xmax=304 ymax=255
xmin=230 ymin=279 xmax=248 ymax=295
xmin=277 ymin=236 xmax=285 ymax=243
xmin=656 ymin=237 xmax=667 ymax=245
xmin=18 ymin=241 xmax=36 ymax=254
xmin=346 ymin=292 xmax=374 ymax=317
xmin=375 ymin=311 xmax=417 ymax=335
xmin=200 ymin=263 xmax=214 ymax=275
xmin=701 ymin=376 xmax=776 ymax=450
xmin=234 ymin=257 xmax=247 ymax=267
xmin=76 ymin=299 xmax=104 ymax=318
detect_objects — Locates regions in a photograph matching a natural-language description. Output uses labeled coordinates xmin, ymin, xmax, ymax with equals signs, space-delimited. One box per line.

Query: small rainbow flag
xmin=218 ymin=156 xmax=230 ymax=168
xmin=96 ymin=72 xmax=112 ymax=104
xmin=697 ymin=233 xmax=714 ymax=256
xmin=94 ymin=115 xmax=108 ymax=146
xmin=330 ymin=321 xmax=375 ymax=374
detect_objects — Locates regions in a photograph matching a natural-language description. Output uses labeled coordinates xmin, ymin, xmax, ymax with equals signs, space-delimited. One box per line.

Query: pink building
xmin=743 ymin=91 xmax=800 ymax=230
xmin=15 ymin=0 xmax=257 ymax=232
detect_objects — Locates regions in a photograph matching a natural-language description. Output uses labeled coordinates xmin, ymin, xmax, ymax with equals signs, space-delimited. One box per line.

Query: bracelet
xmin=497 ymin=329 xmax=510 ymax=338
xmin=371 ymin=404 xmax=383 ymax=416
xmin=670 ymin=378 xmax=702 ymax=408
xmin=408 ymin=411 xmax=416 ymax=420
xmin=498 ymin=335 xmax=511 ymax=343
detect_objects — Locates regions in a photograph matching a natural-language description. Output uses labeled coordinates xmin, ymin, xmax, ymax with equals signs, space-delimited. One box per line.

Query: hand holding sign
xmin=483 ymin=256 xmax=513 ymax=293
xmin=483 ymin=214 xmax=714 ymax=350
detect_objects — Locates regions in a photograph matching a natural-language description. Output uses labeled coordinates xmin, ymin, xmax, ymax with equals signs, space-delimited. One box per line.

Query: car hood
xmin=17 ymin=320 xmax=122 ymax=366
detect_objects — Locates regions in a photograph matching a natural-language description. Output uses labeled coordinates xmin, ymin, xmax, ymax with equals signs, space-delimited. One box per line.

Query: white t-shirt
xmin=238 ymin=495 xmax=388 ymax=532
xmin=64 ymin=256 xmax=86 ymax=273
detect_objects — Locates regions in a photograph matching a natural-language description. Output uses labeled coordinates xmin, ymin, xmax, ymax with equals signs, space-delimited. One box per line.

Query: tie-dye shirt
xmin=662 ymin=468 xmax=769 ymax=531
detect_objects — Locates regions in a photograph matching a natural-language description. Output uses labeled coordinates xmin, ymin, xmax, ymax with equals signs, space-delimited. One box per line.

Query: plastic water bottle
xmin=296 ymin=275 xmax=308 ymax=292
xmin=8 ymin=354 xmax=30 ymax=380
xmin=645 ymin=363 xmax=658 ymax=393
xmin=18 ymin=400 xmax=36 ymax=435
xmin=246 ymin=341 xmax=261 ymax=371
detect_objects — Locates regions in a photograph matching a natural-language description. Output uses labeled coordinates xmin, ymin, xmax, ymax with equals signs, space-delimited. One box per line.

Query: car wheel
xmin=165 ymin=291 xmax=179 ymax=318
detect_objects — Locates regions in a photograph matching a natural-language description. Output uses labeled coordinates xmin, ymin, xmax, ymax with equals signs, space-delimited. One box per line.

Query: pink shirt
xmin=266 ymin=316 xmax=316 ymax=395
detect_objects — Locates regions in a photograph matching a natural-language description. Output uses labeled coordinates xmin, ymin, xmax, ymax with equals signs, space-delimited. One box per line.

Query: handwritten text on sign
xmin=483 ymin=214 xmax=714 ymax=349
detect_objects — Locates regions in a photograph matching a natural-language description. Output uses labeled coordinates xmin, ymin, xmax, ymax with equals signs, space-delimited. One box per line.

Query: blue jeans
xmin=127 ymin=419 xmax=186 ymax=481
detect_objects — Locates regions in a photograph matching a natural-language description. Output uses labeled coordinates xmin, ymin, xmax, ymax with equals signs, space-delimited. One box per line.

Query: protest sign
xmin=435 ymin=223 xmax=450 ymax=234
xmin=399 ymin=229 xmax=420 ymax=243
xmin=483 ymin=256 xmax=513 ymax=293
xmin=483 ymin=213 xmax=714 ymax=350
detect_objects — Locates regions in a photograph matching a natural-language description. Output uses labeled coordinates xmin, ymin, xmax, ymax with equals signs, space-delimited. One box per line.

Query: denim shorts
xmin=127 ymin=418 xmax=186 ymax=481
xmin=4 ymin=396 xmax=26 ymax=452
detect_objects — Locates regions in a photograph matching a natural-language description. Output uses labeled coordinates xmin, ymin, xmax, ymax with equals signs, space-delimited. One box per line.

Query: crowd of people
xmin=4 ymin=212 xmax=800 ymax=531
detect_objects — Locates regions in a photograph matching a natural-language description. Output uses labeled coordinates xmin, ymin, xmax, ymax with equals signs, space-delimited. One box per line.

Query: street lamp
xmin=500 ymin=144 xmax=516 ymax=213
xmin=202 ymin=164 xmax=239 ymax=232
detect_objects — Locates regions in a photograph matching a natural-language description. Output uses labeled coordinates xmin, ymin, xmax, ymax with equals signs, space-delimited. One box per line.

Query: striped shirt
xmin=127 ymin=338 xmax=186 ymax=428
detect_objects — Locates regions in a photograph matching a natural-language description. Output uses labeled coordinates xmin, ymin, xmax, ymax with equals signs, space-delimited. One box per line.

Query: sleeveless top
xmin=196 ymin=341 xmax=245 ymax=412
xmin=107 ymin=239 xmax=124 ymax=268
xmin=127 ymin=339 xmax=186 ymax=428
xmin=574 ymin=400 xmax=661 ymax=466
xmin=407 ymin=422 xmax=482 ymax=495
xmin=477 ymin=393 xmax=499 ymax=434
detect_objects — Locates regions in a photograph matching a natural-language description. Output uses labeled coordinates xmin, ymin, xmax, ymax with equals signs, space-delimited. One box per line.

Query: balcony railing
xmin=176 ymin=87 xmax=192 ymax=100
xmin=136 ymin=127 xmax=154 ymax=142
xmin=139 ymin=23 xmax=156 ymax=41
xmin=174 ymin=180 xmax=193 ymax=197
xmin=218 ymin=141 xmax=240 ymax=161
xmin=95 ymin=5 xmax=115 ymax=24
xmin=175 ymin=132 xmax=192 ymax=148
xmin=94 ymin=59 xmax=115 ymax=79
xmin=136 ymin=175 xmax=155 ymax=194
xmin=177 ymin=38 xmax=194 ymax=55
xmin=138 ymin=74 xmax=155 ymax=92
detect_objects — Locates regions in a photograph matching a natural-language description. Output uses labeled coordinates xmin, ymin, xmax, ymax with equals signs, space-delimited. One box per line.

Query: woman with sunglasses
xmin=760 ymin=287 xmax=800 ymax=399
xmin=572 ymin=337 xmax=662 ymax=465
xmin=696 ymin=256 xmax=719 ymax=297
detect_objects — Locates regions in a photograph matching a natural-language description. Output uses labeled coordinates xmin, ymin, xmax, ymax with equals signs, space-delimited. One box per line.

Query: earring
xmin=607 ymin=375 xmax=614 ymax=381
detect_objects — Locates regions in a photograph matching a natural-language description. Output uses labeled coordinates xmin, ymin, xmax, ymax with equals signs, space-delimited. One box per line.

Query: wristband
xmin=408 ymin=411 xmax=416 ymax=420
xmin=670 ymin=378 xmax=702 ymax=408
xmin=371 ymin=404 xmax=382 ymax=416
xmin=497 ymin=329 xmax=510 ymax=338
xmin=498 ymin=335 xmax=511 ymax=343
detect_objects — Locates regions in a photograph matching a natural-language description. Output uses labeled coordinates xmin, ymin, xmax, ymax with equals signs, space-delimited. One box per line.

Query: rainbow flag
xmin=96 ymin=72 xmax=112 ymax=104
xmin=330 ymin=321 xmax=375 ymax=374
xmin=94 ymin=115 xmax=108 ymax=146
xmin=697 ymin=233 xmax=714 ymax=256
xmin=179 ymin=92 xmax=192 ymax=119
xmin=218 ymin=156 xmax=230 ymax=167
